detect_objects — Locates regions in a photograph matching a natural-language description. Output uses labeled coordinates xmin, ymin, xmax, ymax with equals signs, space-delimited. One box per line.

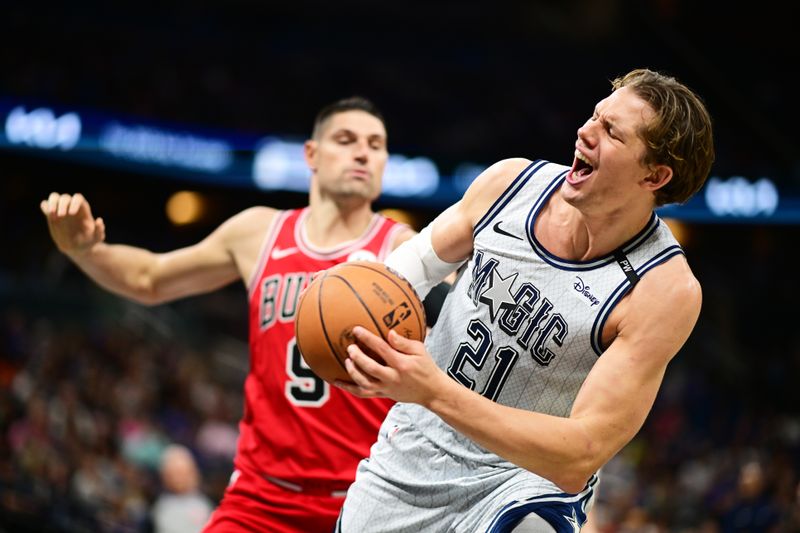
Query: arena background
xmin=1 ymin=1 xmax=798 ymax=531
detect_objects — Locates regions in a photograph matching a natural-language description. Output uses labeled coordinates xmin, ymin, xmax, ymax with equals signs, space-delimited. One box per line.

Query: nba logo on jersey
xmin=347 ymin=250 xmax=378 ymax=262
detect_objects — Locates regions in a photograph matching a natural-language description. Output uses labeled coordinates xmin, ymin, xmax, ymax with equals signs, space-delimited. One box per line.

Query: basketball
xmin=295 ymin=261 xmax=426 ymax=384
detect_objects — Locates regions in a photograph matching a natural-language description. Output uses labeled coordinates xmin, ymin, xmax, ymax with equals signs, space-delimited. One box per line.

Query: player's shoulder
xmin=483 ymin=157 xmax=533 ymax=180
xmin=224 ymin=206 xmax=280 ymax=228
xmin=370 ymin=208 xmax=416 ymax=250
xmin=214 ymin=206 xmax=282 ymax=244
xmin=234 ymin=205 xmax=281 ymax=220
xmin=460 ymin=158 xmax=533 ymax=215
xmin=389 ymin=224 xmax=416 ymax=249
xmin=612 ymin=252 xmax=702 ymax=356
xmin=633 ymin=253 xmax=702 ymax=312
xmin=470 ymin=158 xmax=533 ymax=192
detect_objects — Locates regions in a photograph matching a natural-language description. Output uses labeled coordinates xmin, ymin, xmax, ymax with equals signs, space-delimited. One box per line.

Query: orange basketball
xmin=295 ymin=261 xmax=426 ymax=384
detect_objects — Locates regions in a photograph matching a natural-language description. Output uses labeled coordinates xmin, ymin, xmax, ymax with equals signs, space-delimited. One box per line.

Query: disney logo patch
xmin=573 ymin=276 xmax=600 ymax=307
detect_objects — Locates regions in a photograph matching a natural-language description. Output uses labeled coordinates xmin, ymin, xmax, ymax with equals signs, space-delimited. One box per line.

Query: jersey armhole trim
xmin=590 ymin=245 xmax=685 ymax=356
xmin=473 ymin=160 xmax=546 ymax=237
xmin=247 ymin=210 xmax=291 ymax=298
xmin=380 ymin=220 xmax=410 ymax=260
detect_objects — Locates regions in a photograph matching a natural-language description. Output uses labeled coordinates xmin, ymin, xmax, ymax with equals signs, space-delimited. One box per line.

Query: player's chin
xmin=559 ymin=182 xmax=589 ymax=207
xmin=333 ymin=188 xmax=374 ymax=203
xmin=343 ymin=178 xmax=378 ymax=195
xmin=354 ymin=186 xmax=380 ymax=201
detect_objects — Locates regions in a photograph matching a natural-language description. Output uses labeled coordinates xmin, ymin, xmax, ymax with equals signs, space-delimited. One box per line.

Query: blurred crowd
xmin=588 ymin=362 xmax=800 ymax=532
xmin=1 ymin=225 xmax=799 ymax=532
xmin=0 ymin=288 xmax=241 ymax=532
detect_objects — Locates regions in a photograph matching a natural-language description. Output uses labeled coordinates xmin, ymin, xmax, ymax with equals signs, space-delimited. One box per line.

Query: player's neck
xmin=304 ymin=201 xmax=375 ymax=248
xmin=538 ymin=195 xmax=654 ymax=261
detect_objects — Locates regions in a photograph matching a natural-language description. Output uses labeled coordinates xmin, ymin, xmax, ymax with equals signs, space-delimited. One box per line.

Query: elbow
xmin=127 ymin=277 xmax=165 ymax=306
xmin=135 ymin=285 xmax=171 ymax=306
xmin=551 ymin=471 xmax=594 ymax=495
xmin=550 ymin=461 xmax=597 ymax=494
xmin=549 ymin=441 xmax=605 ymax=494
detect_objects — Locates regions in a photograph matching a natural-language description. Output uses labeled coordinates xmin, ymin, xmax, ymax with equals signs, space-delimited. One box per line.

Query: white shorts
xmin=337 ymin=405 xmax=597 ymax=532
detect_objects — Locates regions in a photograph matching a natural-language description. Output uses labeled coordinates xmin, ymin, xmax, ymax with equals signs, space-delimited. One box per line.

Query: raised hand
xmin=40 ymin=192 xmax=106 ymax=255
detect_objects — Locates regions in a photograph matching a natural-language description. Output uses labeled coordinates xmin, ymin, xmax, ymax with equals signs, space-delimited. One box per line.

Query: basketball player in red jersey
xmin=40 ymin=97 xmax=417 ymax=532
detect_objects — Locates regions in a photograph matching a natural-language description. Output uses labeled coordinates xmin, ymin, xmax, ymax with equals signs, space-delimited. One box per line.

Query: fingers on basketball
xmin=295 ymin=261 xmax=426 ymax=384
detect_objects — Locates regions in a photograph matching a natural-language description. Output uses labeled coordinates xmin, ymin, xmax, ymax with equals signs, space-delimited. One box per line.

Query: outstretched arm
xmin=41 ymin=192 xmax=272 ymax=305
xmin=340 ymin=254 xmax=701 ymax=494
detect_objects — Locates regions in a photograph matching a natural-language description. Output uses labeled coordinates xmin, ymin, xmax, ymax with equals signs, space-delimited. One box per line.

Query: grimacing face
xmin=563 ymin=86 xmax=668 ymax=215
xmin=305 ymin=110 xmax=388 ymax=202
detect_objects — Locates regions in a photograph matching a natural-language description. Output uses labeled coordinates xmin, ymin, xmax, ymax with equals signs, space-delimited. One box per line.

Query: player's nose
xmin=352 ymin=138 xmax=369 ymax=162
xmin=576 ymin=119 xmax=597 ymax=147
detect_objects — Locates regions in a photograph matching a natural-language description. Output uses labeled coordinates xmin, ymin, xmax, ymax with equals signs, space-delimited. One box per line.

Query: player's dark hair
xmin=312 ymin=96 xmax=385 ymax=139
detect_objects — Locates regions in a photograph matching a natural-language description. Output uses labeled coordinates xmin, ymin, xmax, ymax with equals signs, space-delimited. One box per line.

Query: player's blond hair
xmin=613 ymin=69 xmax=715 ymax=206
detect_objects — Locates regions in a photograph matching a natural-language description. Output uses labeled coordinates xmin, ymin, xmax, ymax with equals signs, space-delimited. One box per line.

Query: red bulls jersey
xmin=240 ymin=207 xmax=406 ymax=485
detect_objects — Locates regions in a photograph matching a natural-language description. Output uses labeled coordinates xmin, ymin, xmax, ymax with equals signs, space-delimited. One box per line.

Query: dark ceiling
xmin=1 ymin=0 xmax=797 ymax=186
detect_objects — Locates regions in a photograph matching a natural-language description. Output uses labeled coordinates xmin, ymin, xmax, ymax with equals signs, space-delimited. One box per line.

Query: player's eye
xmin=605 ymin=124 xmax=622 ymax=142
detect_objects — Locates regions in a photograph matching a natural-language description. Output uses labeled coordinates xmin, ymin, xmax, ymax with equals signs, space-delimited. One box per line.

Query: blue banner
xmin=2 ymin=98 xmax=797 ymax=223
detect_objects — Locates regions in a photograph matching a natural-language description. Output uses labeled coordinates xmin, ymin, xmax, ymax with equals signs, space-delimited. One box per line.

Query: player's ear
xmin=304 ymin=140 xmax=318 ymax=172
xmin=642 ymin=164 xmax=672 ymax=191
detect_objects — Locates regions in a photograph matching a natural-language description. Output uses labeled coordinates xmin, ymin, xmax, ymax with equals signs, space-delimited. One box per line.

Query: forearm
xmin=67 ymin=242 xmax=162 ymax=304
xmin=426 ymin=378 xmax=602 ymax=493
xmin=345 ymin=326 xmax=609 ymax=492
xmin=385 ymin=223 xmax=466 ymax=300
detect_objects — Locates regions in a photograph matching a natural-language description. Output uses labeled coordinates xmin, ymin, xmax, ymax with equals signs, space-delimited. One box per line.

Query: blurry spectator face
xmin=160 ymin=445 xmax=200 ymax=494
xmin=305 ymin=110 xmax=387 ymax=202
xmin=738 ymin=461 xmax=764 ymax=499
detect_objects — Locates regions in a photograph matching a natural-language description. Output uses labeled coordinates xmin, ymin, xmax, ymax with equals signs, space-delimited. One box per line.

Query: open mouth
xmin=567 ymin=150 xmax=594 ymax=184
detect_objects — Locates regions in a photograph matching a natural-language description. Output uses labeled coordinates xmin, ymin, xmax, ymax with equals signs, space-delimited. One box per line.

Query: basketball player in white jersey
xmin=336 ymin=69 xmax=715 ymax=532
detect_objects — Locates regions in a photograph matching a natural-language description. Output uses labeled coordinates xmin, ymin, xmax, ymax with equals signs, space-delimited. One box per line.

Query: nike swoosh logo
xmin=271 ymin=247 xmax=299 ymax=260
xmin=492 ymin=221 xmax=522 ymax=240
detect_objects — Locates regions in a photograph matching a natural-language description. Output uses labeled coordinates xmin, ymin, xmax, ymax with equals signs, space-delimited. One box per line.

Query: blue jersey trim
xmin=590 ymin=245 xmax=685 ymax=356
xmin=473 ymin=160 xmax=548 ymax=238
xmin=485 ymin=474 xmax=598 ymax=533
xmin=526 ymin=186 xmax=661 ymax=272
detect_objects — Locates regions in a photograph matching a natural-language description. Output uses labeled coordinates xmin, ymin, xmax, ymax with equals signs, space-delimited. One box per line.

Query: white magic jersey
xmin=339 ymin=160 xmax=684 ymax=533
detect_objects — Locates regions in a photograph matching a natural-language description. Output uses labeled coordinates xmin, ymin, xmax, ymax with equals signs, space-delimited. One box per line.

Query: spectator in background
xmin=720 ymin=459 xmax=782 ymax=532
xmin=151 ymin=444 xmax=213 ymax=533
xmin=193 ymin=388 xmax=238 ymax=468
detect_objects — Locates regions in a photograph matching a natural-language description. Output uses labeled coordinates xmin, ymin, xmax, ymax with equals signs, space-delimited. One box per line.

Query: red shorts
xmin=202 ymin=469 xmax=347 ymax=533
